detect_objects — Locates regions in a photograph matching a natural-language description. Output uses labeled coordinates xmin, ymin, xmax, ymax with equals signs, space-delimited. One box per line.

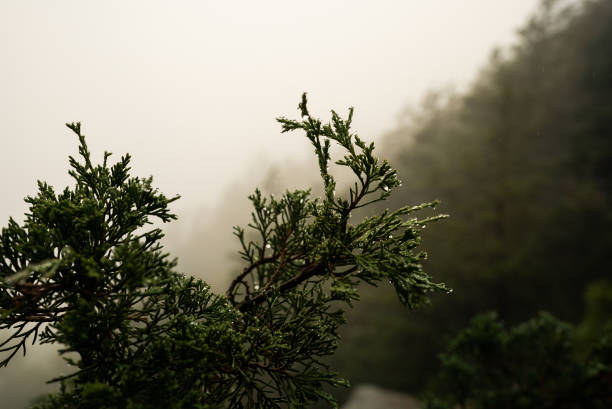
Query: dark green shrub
xmin=426 ymin=311 xmax=612 ymax=409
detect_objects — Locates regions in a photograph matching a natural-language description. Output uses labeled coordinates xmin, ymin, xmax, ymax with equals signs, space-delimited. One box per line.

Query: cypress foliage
xmin=0 ymin=95 xmax=448 ymax=408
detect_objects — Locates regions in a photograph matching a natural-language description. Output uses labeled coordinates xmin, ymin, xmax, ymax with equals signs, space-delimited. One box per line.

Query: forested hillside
xmin=327 ymin=0 xmax=612 ymax=402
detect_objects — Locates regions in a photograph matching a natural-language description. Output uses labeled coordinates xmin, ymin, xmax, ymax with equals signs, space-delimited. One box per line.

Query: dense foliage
xmin=0 ymin=95 xmax=448 ymax=408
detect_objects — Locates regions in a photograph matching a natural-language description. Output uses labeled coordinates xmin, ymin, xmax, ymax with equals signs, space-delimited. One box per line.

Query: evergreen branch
xmin=0 ymin=95 xmax=448 ymax=408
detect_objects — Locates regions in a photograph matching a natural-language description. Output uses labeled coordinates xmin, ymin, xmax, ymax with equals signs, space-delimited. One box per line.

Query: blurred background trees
xmin=424 ymin=312 xmax=612 ymax=409
xmin=322 ymin=0 xmax=612 ymax=404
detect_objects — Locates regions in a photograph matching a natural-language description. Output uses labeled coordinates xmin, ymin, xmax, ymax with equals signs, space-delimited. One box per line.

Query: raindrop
xmin=265 ymin=243 xmax=271 ymax=249
xmin=254 ymin=282 xmax=260 ymax=291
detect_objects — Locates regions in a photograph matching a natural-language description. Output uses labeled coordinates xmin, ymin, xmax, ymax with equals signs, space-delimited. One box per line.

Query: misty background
xmin=6 ymin=0 xmax=609 ymax=407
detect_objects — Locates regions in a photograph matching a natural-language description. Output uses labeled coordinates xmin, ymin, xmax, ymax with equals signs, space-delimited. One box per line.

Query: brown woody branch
xmin=227 ymin=256 xmax=278 ymax=306
xmin=237 ymin=262 xmax=327 ymax=312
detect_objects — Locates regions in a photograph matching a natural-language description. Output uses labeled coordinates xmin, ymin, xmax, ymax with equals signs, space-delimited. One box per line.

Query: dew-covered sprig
xmin=231 ymin=93 xmax=450 ymax=314
xmin=277 ymin=93 xmax=401 ymax=213
xmin=222 ymin=95 xmax=450 ymax=407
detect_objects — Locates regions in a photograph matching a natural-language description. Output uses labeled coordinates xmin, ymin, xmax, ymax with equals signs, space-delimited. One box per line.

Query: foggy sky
xmin=1 ymin=1 xmax=541 ymax=407
xmin=2 ymin=0 xmax=539 ymax=223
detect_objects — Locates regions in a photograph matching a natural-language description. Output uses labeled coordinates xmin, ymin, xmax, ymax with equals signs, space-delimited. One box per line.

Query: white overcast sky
xmin=1 ymin=0 xmax=540 ymax=225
